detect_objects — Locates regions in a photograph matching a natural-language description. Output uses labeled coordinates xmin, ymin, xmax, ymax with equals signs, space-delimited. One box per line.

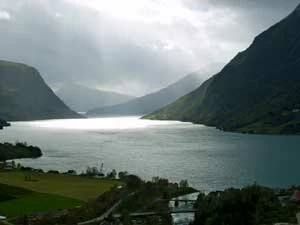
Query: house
xmin=0 ymin=215 xmax=7 ymax=220
xmin=297 ymin=212 xmax=300 ymax=225
xmin=3 ymin=161 xmax=15 ymax=170
xmin=278 ymin=195 xmax=292 ymax=206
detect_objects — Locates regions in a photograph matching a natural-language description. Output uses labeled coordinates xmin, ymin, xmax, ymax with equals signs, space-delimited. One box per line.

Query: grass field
xmin=0 ymin=171 xmax=123 ymax=217
xmin=0 ymin=171 xmax=122 ymax=202
xmin=0 ymin=192 xmax=83 ymax=217
xmin=0 ymin=183 xmax=83 ymax=216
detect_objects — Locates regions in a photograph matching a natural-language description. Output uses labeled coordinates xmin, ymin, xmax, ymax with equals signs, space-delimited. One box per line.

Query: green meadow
xmin=0 ymin=191 xmax=83 ymax=217
xmin=0 ymin=171 xmax=122 ymax=217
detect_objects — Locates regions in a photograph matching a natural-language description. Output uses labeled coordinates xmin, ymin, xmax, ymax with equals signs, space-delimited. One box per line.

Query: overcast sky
xmin=0 ymin=0 xmax=299 ymax=96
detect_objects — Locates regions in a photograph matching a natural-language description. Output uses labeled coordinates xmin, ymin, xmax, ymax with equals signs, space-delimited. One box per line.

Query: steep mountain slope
xmin=0 ymin=60 xmax=81 ymax=121
xmin=56 ymin=84 xmax=135 ymax=112
xmin=145 ymin=4 xmax=300 ymax=134
xmin=86 ymin=73 xmax=203 ymax=117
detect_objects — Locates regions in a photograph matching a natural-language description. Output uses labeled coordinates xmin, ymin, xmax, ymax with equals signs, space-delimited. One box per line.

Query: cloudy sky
xmin=0 ymin=0 xmax=299 ymax=96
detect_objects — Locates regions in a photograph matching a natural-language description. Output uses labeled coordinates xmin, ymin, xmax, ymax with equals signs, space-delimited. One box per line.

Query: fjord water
xmin=1 ymin=116 xmax=299 ymax=191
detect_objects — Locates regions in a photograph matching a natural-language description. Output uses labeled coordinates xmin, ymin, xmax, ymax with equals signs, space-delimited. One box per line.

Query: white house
xmin=0 ymin=215 xmax=7 ymax=220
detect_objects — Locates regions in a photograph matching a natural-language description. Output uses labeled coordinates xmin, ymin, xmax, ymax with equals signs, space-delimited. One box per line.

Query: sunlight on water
xmin=22 ymin=116 xmax=189 ymax=130
xmin=2 ymin=116 xmax=300 ymax=192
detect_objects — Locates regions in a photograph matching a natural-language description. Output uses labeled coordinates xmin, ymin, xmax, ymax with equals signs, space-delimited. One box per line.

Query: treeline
xmin=194 ymin=185 xmax=299 ymax=225
xmin=0 ymin=142 xmax=42 ymax=161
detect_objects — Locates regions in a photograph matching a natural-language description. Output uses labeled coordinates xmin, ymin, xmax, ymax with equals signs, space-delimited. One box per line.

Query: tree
xmin=118 ymin=171 xmax=128 ymax=179
xmin=126 ymin=175 xmax=143 ymax=190
xmin=107 ymin=169 xmax=117 ymax=179
xmin=179 ymin=180 xmax=189 ymax=188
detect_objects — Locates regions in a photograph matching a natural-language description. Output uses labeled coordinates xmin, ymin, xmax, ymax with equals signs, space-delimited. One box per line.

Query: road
xmin=77 ymin=199 xmax=122 ymax=225
xmin=113 ymin=209 xmax=198 ymax=219
xmin=77 ymin=192 xmax=136 ymax=225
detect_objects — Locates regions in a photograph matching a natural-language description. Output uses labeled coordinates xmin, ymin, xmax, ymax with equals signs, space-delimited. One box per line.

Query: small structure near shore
xmin=0 ymin=215 xmax=7 ymax=220
xmin=292 ymin=191 xmax=300 ymax=202
xmin=278 ymin=189 xmax=300 ymax=206
xmin=0 ymin=160 xmax=16 ymax=170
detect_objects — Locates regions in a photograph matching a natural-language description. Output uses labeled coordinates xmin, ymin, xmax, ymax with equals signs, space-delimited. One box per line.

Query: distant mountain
xmin=87 ymin=73 xmax=204 ymax=117
xmin=0 ymin=60 xmax=81 ymax=121
xmin=144 ymin=4 xmax=300 ymax=135
xmin=56 ymin=84 xmax=135 ymax=112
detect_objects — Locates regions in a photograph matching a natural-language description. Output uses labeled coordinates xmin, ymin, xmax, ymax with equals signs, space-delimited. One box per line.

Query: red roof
xmin=294 ymin=191 xmax=300 ymax=201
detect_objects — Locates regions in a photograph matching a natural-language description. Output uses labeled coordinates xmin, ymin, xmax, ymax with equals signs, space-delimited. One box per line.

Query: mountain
xmin=56 ymin=84 xmax=135 ymax=112
xmin=0 ymin=60 xmax=81 ymax=121
xmin=86 ymin=73 xmax=204 ymax=117
xmin=144 ymin=4 xmax=300 ymax=135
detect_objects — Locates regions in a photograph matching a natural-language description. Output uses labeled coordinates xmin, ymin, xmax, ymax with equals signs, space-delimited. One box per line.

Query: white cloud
xmin=0 ymin=0 xmax=298 ymax=95
xmin=0 ymin=10 xmax=11 ymax=21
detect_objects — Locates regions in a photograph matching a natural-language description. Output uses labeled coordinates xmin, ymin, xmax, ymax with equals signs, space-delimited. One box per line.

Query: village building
xmin=292 ymin=191 xmax=300 ymax=203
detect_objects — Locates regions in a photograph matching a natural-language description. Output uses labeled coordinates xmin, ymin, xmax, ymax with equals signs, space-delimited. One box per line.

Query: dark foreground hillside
xmin=194 ymin=185 xmax=300 ymax=225
xmin=145 ymin=4 xmax=300 ymax=135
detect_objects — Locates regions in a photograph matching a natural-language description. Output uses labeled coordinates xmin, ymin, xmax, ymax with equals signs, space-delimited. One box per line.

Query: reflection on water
xmin=26 ymin=116 xmax=188 ymax=130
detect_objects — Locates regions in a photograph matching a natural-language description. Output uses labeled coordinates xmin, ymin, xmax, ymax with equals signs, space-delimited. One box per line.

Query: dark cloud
xmin=0 ymin=0 xmax=299 ymax=95
xmin=186 ymin=0 xmax=299 ymax=32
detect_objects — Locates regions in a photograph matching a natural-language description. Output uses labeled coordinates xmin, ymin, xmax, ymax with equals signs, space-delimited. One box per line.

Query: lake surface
xmin=1 ymin=116 xmax=300 ymax=191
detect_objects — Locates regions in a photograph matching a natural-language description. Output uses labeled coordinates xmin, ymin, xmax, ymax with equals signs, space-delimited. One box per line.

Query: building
xmin=0 ymin=216 xmax=7 ymax=220
xmin=278 ymin=195 xmax=291 ymax=206
xmin=3 ymin=161 xmax=15 ymax=170
xmin=296 ymin=212 xmax=300 ymax=225
xmin=292 ymin=191 xmax=300 ymax=202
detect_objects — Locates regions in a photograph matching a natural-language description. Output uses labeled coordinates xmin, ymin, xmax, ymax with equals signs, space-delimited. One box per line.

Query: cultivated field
xmin=0 ymin=171 xmax=123 ymax=216
xmin=0 ymin=183 xmax=83 ymax=216
xmin=0 ymin=171 xmax=122 ymax=201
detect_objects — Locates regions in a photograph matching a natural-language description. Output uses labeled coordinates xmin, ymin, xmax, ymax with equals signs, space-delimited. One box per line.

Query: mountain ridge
xmin=56 ymin=83 xmax=135 ymax=112
xmin=87 ymin=73 xmax=204 ymax=117
xmin=0 ymin=60 xmax=82 ymax=121
xmin=144 ymin=3 xmax=300 ymax=135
